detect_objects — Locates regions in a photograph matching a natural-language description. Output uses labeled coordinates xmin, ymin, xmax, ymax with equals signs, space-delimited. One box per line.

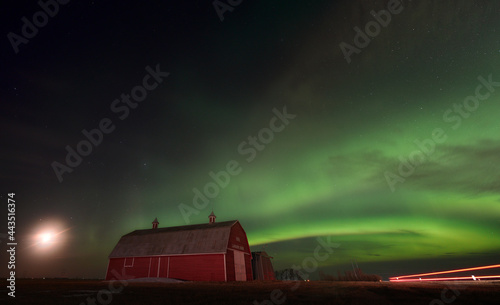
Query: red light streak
xmin=389 ymin=264 xmax=500 ymax=281
xmin=390 ymin=275 xmax=500 ymax=282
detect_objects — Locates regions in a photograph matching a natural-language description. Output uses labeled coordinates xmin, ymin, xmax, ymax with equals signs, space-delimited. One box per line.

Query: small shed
xmin=251 ymin=251 xmax=276 ymax=280
xmin=105 ymin=213 xmax=253 ymax=281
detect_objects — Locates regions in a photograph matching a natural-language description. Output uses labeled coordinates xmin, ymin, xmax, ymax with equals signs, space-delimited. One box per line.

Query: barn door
xmin=234 ymin=250 xmax=246 ymax=281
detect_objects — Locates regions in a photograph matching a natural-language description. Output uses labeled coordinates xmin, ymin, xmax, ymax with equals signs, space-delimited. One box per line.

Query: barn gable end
xmin=225 ymin=221 xmax=253 ymax=281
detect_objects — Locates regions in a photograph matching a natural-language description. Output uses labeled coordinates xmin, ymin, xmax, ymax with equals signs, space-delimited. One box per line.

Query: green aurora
xmin=2 ymin=0 xmax=500 ymax=279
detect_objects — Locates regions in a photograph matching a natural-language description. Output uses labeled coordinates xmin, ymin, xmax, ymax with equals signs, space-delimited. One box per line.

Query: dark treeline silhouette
xmin=319 ymin=268 xmax=382 ymax=282
xmin=275 ymin=268 xmax=381 ymax=282
xmin=274 ymin=268 xmax=306 ymax=281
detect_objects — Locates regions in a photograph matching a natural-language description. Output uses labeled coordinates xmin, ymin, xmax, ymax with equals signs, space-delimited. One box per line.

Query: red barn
xmin=105 ymin=212 xmax=253 ymax=281
xmin=252 ymin=251 xmax=276 ymax=280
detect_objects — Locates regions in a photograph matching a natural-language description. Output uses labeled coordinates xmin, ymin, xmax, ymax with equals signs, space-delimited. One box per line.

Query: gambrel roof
xmin=108 ymin=220 xmax=240 ymax=258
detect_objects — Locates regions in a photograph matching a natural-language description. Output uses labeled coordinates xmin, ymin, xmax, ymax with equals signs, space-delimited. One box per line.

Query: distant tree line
xmin=274 ymin=267 xmax=381 ymax=282
xmin=274 ymin=268 xmax=306 ymax=281
xmin=319 ymin=268 xmax=382 ymax=282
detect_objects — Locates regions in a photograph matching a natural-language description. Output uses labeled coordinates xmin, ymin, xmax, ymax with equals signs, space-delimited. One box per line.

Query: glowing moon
xmin=40 ymin=232 xmax=53 ymax=244
xmin=28 ymin=219 xmax=71 ymax=254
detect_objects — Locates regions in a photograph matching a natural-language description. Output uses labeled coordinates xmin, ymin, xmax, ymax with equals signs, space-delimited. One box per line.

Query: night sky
xmin=1 ymin=0 xmax=500 ymax=280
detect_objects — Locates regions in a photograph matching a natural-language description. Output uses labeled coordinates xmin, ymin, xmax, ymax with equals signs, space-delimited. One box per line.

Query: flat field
xmin=1 ymin=279 xmax=499 ymax=304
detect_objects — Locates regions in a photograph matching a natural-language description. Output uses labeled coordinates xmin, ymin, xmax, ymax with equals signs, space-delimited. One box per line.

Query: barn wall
xmin=169 ymin=254 xmax=225 ymax=281
xmin=226 ymin=249 xmax=253 ymax=281
xmin=226 ymin=250 xmax=235 ymax=281
xmin=252 ymin=254 xmax=276 ymax=280
xmin=245 ymin=253 xmax=253 ymax=281
xmin=150 ymin=257 xmax=159 ymax=277
xmin=105 ymin=257 xmax=150 ymax=280
xmin=107 ymin=255 xmax=224 ymax=281
xmin=106 ymin=258 xmax=126 ymax=280
xmin=261 ymin=256 xmax=275 ymax=280
xmin=131 ymin=257 xmax=151 ymax=278
xmin=159 ymin=256 xmax=169 ymax=277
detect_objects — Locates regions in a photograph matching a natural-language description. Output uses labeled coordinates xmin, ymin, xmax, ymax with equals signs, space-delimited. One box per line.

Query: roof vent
xmin=208 ymin=211 xmax=216 ymax=224
xmin=152 ymin=217 xmax=159 ymax=229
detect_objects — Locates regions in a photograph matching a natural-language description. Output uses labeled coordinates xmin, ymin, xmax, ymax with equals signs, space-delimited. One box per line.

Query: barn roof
xmin=108 ymin=220 xmax=240 ymax=258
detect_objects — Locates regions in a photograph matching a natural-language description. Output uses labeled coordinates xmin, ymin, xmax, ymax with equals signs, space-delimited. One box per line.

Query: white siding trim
xmin=114 ymin=252 xmax=226 ymax=259
xmin=104 ymin=260 xmax=111 ymax=280
xmin=223 ymin=253 xmax=227 ymax=282
xmin=157 ymin=257 xmax=161 ymax=277
xmin=124 ymin=257 xmax=134 ymax=267
xmin=227 ymin=248 xmax=251 ymax=255
xmin=148 ymin=257 xmax=152 ymax=277
xmin=167 ymin=257 xmax=170 ymax=278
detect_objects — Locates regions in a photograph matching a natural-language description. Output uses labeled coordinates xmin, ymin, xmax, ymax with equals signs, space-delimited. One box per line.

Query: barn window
xmin=124 ymin=257 xmax=134 ymax=267
xmin=236 ymin=237 xmax=241 ymax=242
